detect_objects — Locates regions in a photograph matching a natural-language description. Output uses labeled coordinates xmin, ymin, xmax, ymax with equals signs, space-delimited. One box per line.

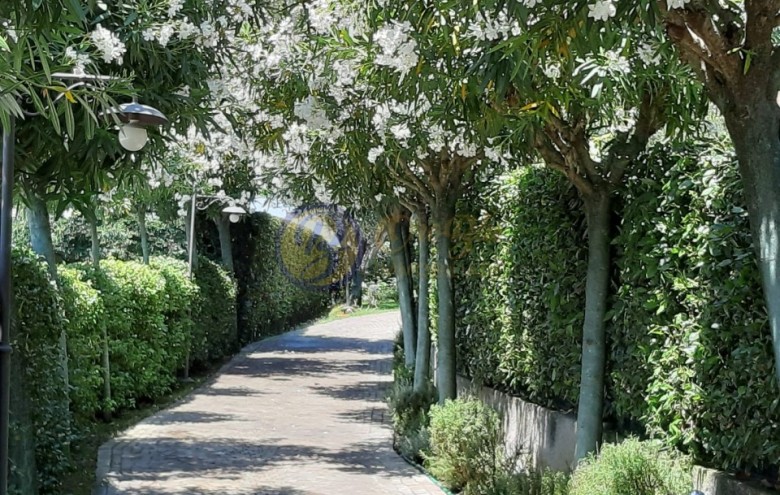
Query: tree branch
xmin=606 ymin=91 xmax=665 ymax=185
xmin=533 ymin=131 xmax=593 ymax=196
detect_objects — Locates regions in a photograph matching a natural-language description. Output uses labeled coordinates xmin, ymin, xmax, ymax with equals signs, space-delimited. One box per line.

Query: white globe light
xmin=229 ymin=213 xmax=241 ymax=223
xmin=118 ymin=124 xmax=148 ymax=152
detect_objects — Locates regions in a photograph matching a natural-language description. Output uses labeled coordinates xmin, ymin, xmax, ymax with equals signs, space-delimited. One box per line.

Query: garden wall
xmin=456 ymin=376 xmax=775 ymax=495
xmin=452 ymin=143 xmax=780 ymax=476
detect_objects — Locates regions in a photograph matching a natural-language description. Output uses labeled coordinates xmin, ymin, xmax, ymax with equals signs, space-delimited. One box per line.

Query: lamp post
xmin=182 ymin=191 xmax=245 ymax=379
xmin=0 ymin=72 xmax=168 ymax=495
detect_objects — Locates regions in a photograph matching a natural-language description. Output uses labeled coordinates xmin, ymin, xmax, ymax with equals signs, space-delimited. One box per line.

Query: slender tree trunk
xmin=725 ymin=102 xmax=780 ymax=386
xmin=413 ymin=208 xmax=431 ymax=393
xmin=216 ymin=216 xmax=234 ymax=273
xmin=101 ymin=324 xmax=111 ymax=420
xmin=89 ymin=214 xmax=100 ymax=269
xmin=25 ymin=191 xmax=71 ymax=434
xmin=574 ymin=189 xmax=611 ymax=463
xmin=26 ymin=194 xmax=57 ymax=280
xmin=138 ymin=204 xmax=150 ymax=264
xmin=433 ymin=206 xmax=456 ymax=402
xmin=388 ymin=212 xmax=417 ymax=368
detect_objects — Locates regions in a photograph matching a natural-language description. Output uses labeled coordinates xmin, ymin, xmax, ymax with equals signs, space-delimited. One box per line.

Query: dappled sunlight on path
xmin=94 ymin=311 xmax=444 ymax=495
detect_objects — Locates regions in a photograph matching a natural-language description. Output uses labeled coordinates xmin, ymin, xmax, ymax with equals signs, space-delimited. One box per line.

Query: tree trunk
xmin=349 ymin=269 xmax=363 ymax=307
xmin=725 ymin=102 xmax=780 ymax=386
xmin=101 ymin=324 xmax=111 ymax=420
xmin=574 ymin=189 xmax=611 ymax=463
xmin=413 ymin=208 xmax=431 ymax=393
xmin=433 ymin=206 xmax=456 ymax=402
xmin=138 ymin=204 xmax=150 ymax=264
xmin=216 ymin=216 xmax=234 ymax=273
xmin=388 ymin=213 xmax=417 ymax=368
xmin=26 ymin=194 xmax=57 ymax=280
xmin=89 ymin=213 xmax=100 ymax=269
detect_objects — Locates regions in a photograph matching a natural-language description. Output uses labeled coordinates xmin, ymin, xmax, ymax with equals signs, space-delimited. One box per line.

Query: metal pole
xmin=0 ymin=116 xmax=16 ymax=495
xmin=184 ymin=189 xmax=197 ymax=380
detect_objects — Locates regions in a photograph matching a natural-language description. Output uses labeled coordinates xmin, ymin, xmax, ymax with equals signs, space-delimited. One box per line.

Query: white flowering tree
xmin=245 ymin=0 xmax=512 ymax=400
xmin=451 ymin=0 xmax=704 ymax=460
xmin=6 ymin=0 xmax=261 ymax=278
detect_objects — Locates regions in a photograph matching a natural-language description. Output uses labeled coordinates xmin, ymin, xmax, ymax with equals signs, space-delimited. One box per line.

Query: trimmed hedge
xmin=9 ymin=255 xmax=237 ymax=494
xmin=232 ymin=213 xmax=329 ymax=344
xmin=191 ymin=256 xmax=238 ymax=366
xmin=453 ymin=144 xmax=780 ymax=473
xmin=10 ymin=249 xmax=70 ymax=495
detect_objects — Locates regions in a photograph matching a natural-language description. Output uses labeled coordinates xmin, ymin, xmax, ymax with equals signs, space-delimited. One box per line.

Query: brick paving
xmin=94 ymin=311 xmax=445 ymax=495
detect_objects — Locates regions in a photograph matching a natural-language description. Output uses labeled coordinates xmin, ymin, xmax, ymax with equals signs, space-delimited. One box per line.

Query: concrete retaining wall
xmin=457 ymin=376 xmax=775 ymax=495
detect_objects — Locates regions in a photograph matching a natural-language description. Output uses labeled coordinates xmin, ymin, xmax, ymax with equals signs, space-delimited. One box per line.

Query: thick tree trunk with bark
xmin=725 ymin=101 xmax=780 ymax=386
xmin=27 ymin=194 xmax=58 ymax=280
xmin=574 ymin=189 xmax=611 ymax=463
xmin=433 ymin=205 xmax=456 ymax=402
xmin=388 ymin=211 xmax=417 ymax=368
xmin=216 ymin=216 xmax=234 ymax=273
xmin=138 ymin=204 xmax=150 ymax=264
xmin=413 ymin=208 xmax=431 ymax=393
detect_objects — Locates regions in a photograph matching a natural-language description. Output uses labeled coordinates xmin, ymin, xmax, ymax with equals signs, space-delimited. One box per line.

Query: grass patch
xmin=59 ymin=358 xmax=229 ymax=495
xmin=319 ymin=300 xmax=400 ymax=323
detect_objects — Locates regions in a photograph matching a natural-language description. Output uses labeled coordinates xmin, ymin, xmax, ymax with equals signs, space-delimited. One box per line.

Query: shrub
xmin=231 ymin=213 xmax=329 ymax=343
xmin=191 ymin=256 xmax=238 ymax=365
xmin=453 ymin=144 xmax=780 ymax=472
xmin=425 ymin=397 xmax=504 ymax=493
xmin=569 ymin=438 xmax=692 ymax=495
xmin=388 ymin=381 xmax=436 ymax=460
xmin=9 ymin=248 xmax=71 ymax=494
xmin=483 ymin=469 xmax=570 ymax=495
xmin=84 ymin=260 xmax=186 ymax=410
xmin=60 ymin=267 xmax=105 ymax=421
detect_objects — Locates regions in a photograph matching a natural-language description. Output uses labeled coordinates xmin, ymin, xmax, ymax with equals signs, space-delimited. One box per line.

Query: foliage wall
xmin=231 ymin=213 xmax=329 ymax=344
xmin=9 ymin=255 xmax=235 ymax=494
xmin=453 ymin=144 xmax=780 ymax=473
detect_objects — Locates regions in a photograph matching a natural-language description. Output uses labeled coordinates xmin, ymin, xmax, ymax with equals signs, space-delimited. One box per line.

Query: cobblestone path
xmin=94 ymin=311 xmax=445 ymax=495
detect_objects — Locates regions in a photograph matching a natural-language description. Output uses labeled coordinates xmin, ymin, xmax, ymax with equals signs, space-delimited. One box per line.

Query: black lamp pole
xmin=0 ymin=115 xmax=15 ymax=495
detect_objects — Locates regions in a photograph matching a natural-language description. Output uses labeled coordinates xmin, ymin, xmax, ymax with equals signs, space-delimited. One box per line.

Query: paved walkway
xmin=94 ymin=311 xmax=444 ymax=495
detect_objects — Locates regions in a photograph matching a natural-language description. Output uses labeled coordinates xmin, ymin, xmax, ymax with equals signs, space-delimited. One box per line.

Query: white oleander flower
xmin=91 ymin=25 xmax=126 ymax=64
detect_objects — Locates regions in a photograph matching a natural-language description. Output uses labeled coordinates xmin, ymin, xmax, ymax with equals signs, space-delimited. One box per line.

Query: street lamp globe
xmin=118 ymin=124 xmax=148 ymax=151
xmin=223 ymin=205 xmax=247 ymax=223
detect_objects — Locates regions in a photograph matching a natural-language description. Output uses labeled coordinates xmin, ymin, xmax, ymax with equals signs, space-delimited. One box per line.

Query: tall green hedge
xmin=10 ymin=249 xmax=70 ymax=495
xmin=10 ymin=255 xmax=237 ymax=494
xmin=232 ymin=213 xmax=329 ymax=344
xmin=191 ymin=256 xmax=238 ymax=366
xmin=453 ymin=144 xmax=780 ymax=472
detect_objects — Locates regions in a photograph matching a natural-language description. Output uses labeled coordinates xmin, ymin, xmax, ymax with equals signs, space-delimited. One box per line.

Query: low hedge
xmin=453 ymin=143 xmax=780 ymax=472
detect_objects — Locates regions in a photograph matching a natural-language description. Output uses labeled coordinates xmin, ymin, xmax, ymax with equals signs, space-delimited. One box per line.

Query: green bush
xmin=388 ymin=380 xmax=437 ymax=460
xmin=231 ymin=213 xmax=329 ymax=343
xmin=83 ymin=260 xmax=187 ymax=410
xmin=484 ymin=470 xmax=570 ymax=495
xmin=453 ymin=143 xmax=780 ymax=472
xmin=60 ymin=267 xmax=105 ymax=421
xmin=9 ymin=248 xmax=71 ymax=494
xmin=191 ymin=256 xmax=238 ymax=365
xmin=425 ymin=397 xmax=504 ymax=494
xmin=569 ymin=438 xmax=691 ymax=495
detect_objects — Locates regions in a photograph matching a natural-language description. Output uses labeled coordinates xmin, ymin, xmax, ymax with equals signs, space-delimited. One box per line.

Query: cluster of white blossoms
xmin=90 ymin=25 xmax=126 ymax=64
xmin=588 ymin=0 xmax=691 ymax=21
xmin=373 ymin=21 xmax=419 ymax=77
xmin=65 ymin=47 xmax=91 ymax=74
xmin=465 ymin=9 xmax=521 ymax=42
